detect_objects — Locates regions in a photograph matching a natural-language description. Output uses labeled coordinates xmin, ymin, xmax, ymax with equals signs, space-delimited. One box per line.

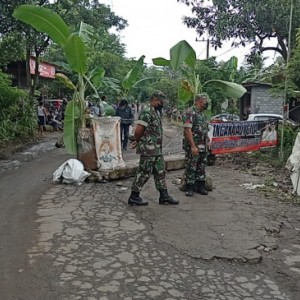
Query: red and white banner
xmin=30 ymin=57 xmax=56 ymax=78
xmin=209 ymin=120 xmax=278 ymax=154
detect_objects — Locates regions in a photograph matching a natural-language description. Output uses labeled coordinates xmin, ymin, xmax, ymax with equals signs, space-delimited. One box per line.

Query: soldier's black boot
xmin=185 ymin=184 xmax=194 ymax=197
xmin=159 ymin=189 xmax=179 ymax=205
xmin=128 ymin=191 xmax=148 ymax=206
xmin=197 ymin=181 xmax=208 ymax=195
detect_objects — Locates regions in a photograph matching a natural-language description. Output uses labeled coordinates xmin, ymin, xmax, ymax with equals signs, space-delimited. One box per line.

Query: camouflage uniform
xmin=182 ymin=105 xmax=209 ymax=185
xmin=131 ymin=106 xmax=167 ymax=192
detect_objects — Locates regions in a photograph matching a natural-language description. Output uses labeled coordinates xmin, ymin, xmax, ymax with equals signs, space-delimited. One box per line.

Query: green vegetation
xmin=0 ymin=0 xmax=299 ymax=168
xmin=178 ymin=0 xmax=300 ymax=62
xmin=0 ymin=71 xmax=35 ymax=141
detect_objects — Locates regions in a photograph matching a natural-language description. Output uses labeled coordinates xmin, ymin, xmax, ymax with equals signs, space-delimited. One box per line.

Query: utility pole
xmin=196 ymin=38 xmax=210 ymax=59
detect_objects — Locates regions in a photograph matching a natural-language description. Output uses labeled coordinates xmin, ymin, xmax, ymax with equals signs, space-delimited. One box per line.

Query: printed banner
xmin=30 ymin=57 xmax=56 ymax=78
xmin=93 ymin=117 xmax=125 ymax=170
xmin=209 ymin=120 xmax=278 ymax=155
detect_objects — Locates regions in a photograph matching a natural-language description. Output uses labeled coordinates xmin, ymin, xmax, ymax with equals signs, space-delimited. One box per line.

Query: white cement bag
xmin=93 ymin=117 xmax=125 ymax=170
xmin=53 ymin=159 xmax=91 ymax=184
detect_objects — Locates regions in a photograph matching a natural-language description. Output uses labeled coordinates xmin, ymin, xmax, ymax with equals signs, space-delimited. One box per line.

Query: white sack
xmin=53 ymin=159 xmax=91 ymax=184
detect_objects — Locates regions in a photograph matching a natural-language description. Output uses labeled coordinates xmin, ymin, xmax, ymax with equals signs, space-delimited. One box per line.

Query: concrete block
xmin=87 ymin=154 xmax=186 ymax=182
xmin=165 ymin=154 xmax=185 ymax=170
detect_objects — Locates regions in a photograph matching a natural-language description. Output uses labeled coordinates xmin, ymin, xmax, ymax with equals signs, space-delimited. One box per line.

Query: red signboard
xmin=209 ymin=120 xmax=278 ymax=154
xmin=30 ymin=57 xmax=56 ymax=78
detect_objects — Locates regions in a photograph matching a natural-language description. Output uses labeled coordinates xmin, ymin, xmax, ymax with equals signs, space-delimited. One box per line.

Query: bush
xmin=0 ymin=71 xmax=36 ymax=141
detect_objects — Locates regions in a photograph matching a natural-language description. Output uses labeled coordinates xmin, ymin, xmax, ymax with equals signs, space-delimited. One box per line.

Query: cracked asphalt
xmin=0 ymin=124 xmax=300 ymax=299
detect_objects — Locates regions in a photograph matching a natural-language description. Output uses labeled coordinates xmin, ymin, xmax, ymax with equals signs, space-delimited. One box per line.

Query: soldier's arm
xmin=134 ymin=124 xmax=145 ymax=142
xmin=184 ymin=128 xmax=199 ymax=156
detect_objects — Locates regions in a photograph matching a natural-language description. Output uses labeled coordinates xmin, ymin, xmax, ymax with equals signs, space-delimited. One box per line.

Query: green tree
xmin=0 ymin=0 xmax=127 ymax=97
xmin=177 ymin=0 xmax=300 ymax=61
xmin=0 ymin=70 xmax=35 ymax=141
xmin=289 ymin=28 xmax=300 ymax=90
xmin=14 ymin=5 xmax=147 ymax=155
xmin=153 ymin=40 xmax=247 ymax=119
xmin=0 ymin=1 xmax=58 ymax=97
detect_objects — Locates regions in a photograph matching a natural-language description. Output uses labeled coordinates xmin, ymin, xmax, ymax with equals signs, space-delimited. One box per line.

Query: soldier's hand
xmin=130 ymin=141 xmax=137 ymax=149
xmin=191 ymin=146 xmax=199 ymax=156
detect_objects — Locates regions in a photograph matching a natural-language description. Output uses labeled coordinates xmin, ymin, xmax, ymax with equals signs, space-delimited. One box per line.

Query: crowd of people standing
xmin=36 ymin=97 xmax=67 ymax=135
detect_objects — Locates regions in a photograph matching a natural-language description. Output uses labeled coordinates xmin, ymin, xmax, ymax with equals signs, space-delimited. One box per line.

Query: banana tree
xmin=152 ymin=40 xmax=247 ymax=117
xmin=13 ymin=5 xmax=109 ymax=155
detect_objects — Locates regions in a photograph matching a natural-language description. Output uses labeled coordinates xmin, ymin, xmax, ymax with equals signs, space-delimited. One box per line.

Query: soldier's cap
xmin=151 ymin=91 xmax=167 ymax=101
xmin=195 ymin=93 xmax=209 ymax=101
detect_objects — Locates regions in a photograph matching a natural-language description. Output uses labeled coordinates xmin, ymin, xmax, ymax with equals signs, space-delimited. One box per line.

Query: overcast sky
xmin=102 ymin=0 xmax=257 ymax=66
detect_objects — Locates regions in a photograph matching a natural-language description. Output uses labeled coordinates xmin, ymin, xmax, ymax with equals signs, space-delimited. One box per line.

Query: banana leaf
xmin=88 ymin=67 xmax=106 ymax=88
xmin=132 ymin=77 xmax=156 ymax=88
xmin=77 ymin=21 xmax=94 ymax=43
xmin=170 ymin=40 xmax=196 ymax=70
xmin=122 ymin=55 xmax=145 ymax=90
xmin=13 ymin=5 xmax=70 ymax=47
xmin=204 ymin=80 xmax=247 ymax=99
xmin=63 ymin=100 xmax=81 ymax=155
xmin=55 ymin=73 xmax=76 ymax=90
xmin=64 ymin=35 xmax=87 ymax=75
xmin=178 ymin=86 xmax=193 ymax=102
xmin=52 ymin=61 xmax=73 ymax=72
xmin=102 ymin=78 xmax=122 ymax=94
xmin=152 ymin=57 xmax=170 ymax=67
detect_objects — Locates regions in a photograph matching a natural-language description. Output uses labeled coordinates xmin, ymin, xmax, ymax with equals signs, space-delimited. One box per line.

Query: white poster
xmin=92 ymin=117 xmax=125 ymax=170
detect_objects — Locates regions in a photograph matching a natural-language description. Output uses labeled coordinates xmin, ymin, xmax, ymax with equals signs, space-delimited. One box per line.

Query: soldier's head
xmin=150 ymin=91 xmax=167 ymax=112
xmin=194 ymin=93 xmax=208 ymax=111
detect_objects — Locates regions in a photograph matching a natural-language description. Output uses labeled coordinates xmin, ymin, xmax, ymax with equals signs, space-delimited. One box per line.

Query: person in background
xmin=127 ymin=91 xmax=179 ymax=206
xmin=116 ymin=98 xmax=134 ymax=150
xmin=47 ymin=111 xmax=63 ymax=132
xmin=182 ymin=93 xmax=210 ymax=197
xmin=37 ymin=100 xmax=47 ymax=135
xmin=91 ymin=103 xmax=100 ymax=117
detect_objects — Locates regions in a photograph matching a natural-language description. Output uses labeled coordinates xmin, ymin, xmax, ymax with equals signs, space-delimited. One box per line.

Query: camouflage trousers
xmin=184 ymin=150 xmax=207 ymax=185
xmin=131 ymin=155 xmax=167 ymax=192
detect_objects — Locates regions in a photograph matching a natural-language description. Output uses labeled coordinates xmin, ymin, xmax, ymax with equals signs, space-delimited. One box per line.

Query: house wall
xmin=250 ymin=86 xmax=284 ymax=115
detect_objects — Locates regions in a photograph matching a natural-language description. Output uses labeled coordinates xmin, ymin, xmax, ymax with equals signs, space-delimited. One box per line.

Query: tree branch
xmin=260 ymin=46 xmax=284 ymax=58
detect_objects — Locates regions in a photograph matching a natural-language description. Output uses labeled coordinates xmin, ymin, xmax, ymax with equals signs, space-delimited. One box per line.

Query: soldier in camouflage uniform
xmin=128 ymin=91 xmax=179 ymax=206
xmin=182 ymin=93 xmax=209 ymax=197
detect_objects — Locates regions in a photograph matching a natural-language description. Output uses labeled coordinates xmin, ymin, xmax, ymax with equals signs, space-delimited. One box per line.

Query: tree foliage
xmin=0 ymin=70 xmax=36 ymax=141
xmin=178 ymin=0 xmax=300 ymax=61
xmin=289 ymin=28 xmax=300 ymax=90
xmin=0 ymin=0 xmax=128 ymax=97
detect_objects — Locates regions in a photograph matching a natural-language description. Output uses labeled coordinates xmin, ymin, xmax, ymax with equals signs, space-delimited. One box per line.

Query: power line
xmin=197 ymin=46 xmax=208 ymax=59
xmin=215 ymin=46 xmax=237 ymax=58
xmin=195 ymin=38 xmax=209 ymax=59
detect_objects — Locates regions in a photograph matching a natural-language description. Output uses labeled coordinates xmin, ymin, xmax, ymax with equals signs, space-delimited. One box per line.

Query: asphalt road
xmin=0 ymin=128 xmax=300 ymax=299
xmin=0 ymin=137 xmax=71 ymax=299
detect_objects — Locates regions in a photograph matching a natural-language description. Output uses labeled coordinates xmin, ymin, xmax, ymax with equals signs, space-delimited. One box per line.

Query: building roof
xmin=242 ymin=81 xmax=272 ymax=88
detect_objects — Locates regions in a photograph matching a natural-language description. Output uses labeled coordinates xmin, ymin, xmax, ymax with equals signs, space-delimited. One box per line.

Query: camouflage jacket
xmin=182 ymin=105 xmax=209 ymax=151
xmin=136 ymin=106 xmax=163 ymax=156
